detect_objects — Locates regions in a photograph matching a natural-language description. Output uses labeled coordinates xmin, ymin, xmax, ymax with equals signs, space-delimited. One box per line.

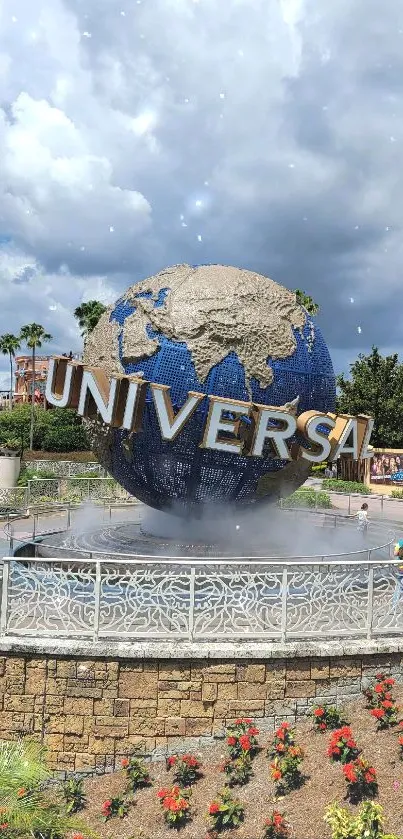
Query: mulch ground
xmin=75 ymin=690 xmax=403 ymax=839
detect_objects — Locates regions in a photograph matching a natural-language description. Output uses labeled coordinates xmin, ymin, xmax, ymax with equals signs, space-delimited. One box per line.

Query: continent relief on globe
xmin=84 ymin=264 xmax=306 ymax=392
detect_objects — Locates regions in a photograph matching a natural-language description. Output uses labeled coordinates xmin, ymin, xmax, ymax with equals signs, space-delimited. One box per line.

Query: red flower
xmin=343 ymin=763 xmax=358 ymax=783
xmin=157 ymin=788 xmax=169 ymax=799
xmin=0 ymin=825 xmax=9 ymax=832
xmin=276 ymin=743 xmax=285 ymax=752
xmin=365 ymin=770 xmax=376 ymax=782
xmin=72 ymin=835 xmax=85 ymax=839
xmin=167 ymin=756 xmax=177 ymax=767
xmin=239 ymin=735 xmax=251 ymax=751
xmin=371 ymin=708 xmax=385 ymax=719
xmin=121 ymin=758 xmax=129 ymax=768
xmin=376 ymin=673 xmax=386 ymax=680
xmin=248 ymin=726 xmax=259 ymax=736
xmin=314 ymin=708 xmax=325 ymax=717
xmin=381 ymin=700 xmax=394 ymax=709
xmin=398 ymin=736 xmax=403 ymax=746
xmin=273 ymin=812 xmax=284 ymax=826
xmin=385 ymin=678 xmax=395 ymax=686
xmin=227 ymin=736 xmax=237 ymax=746
xmin=272 ymin=769 xmax=282 ymax=781
xmin=375 ymin=683 xmax=384 ymax=694
xmin=209 ymin=802 xmax=220 ymax=815
xmin=319 ymin=722 xmax=327 ymax=730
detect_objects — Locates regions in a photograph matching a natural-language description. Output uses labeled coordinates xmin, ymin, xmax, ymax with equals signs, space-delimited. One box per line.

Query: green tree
xmin=19 ymin=323 xmax=52 ymax=450
xmin=74 ymin=300 xmax=107 ymax=341
xmin=337 ymin=346 xmax=403 ymax=448
xmin=0 ymin=737 xmax=94 ymax=838
xmin=0 ymin=333 xmax=20 ymax=409
xmin=294 ymin=289 xmax=319 ymax=316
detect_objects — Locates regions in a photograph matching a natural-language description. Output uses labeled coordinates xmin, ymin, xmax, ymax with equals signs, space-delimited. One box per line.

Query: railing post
xmin=87 ymin=479 xmax=90 ymax=502
xmin=381 ymin=494 xmax=384 ymax=517
xmin=366 ymin=558 xmax=374 ymax=640
xmin=189 ymin=567 xmax=195 ymax=641
xmin=348 ymin=494 xmax=351 ymax=515
xmin=0 ymin=559 xmax=10 ymax=636
xmin=93 ymin=561 xmax=101 ymax=643
xmin=281 ymin=567 xmax=288 ymax=643
xmin=67 ymin=503 xmax=71 ymax=529
xmin=33 ymin=513 xmax=37 ymax=539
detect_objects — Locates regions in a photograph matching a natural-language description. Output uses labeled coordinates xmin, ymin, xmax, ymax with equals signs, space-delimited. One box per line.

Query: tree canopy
xmin=74 ymin=300 xmax=107 ymax=339
xmin=294 ymin=289 xmax=319 ymax=316
xmin=337 ymin=346 xmax=403 ymax=449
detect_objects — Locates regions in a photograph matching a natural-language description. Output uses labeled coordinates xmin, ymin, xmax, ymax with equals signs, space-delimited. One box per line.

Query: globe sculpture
xmin=83 ymin=264 xmax=336 ymax=514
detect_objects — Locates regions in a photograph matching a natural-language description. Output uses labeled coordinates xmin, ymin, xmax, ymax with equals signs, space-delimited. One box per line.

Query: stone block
xmin=217 ymin=683 xmax=237 ymax=700
xmin=130 ymin=698 xmax=158 ymax=711
xmin=329 ymin=659 xmax=362 ymax=678
xmin=286 ymin=661 xmax=311 ymax=680
xmin=158 ymin=698 xmax=181 ymax=717
xmin=229 ymin=700 xmax=265 ymax=717
xmin=44 ymin=733 xmax=64 ymax=752
xmin=285 ymin=680 xmax=316 ymax=698
xmin=128 ymin=717 xmax=165 ymax=737
xmin=245 ymin=664 xmax=266 ymax=683
xmin=56 ymin=661 xmax=76 ymax=678
xmin=237 ymin=682 xmax=267 ymax=701
xmin=5 ymin=658 xmax=25 ymax=676
xmin=165 ymin=717 xmax=186 ymax=736
xmin=119 ymin=670 xmax=158 ymax=699
xmin=25 ymin=673 xmax=46 ymax=695
xmin=64 ymin=715 xmax=84 ymax=735
xmin=310 ymin=659 xmax=330 ymax=680
xmin=265 ymin=684 xmax=285 ymax=701
xmin=94 ymin=699 xmax=115 ymax=716
xmin=63 ymin=698 xmax=94 ymax=716
xmin=185 ymin=718 xmax=212 ymax=736
xmin=4 ymin=694 xmax=34 ymax=713
xmin=65 ymin=686 xmax=102 ymax=699
xmin=114 ymin=699 xmax=129 ymax=717
xmin=202 ymin=683 xmax=217 ymax=703
xmin=186 ymin=718 xmax=212 ymax=737
xmin=75 ymin=752 xmax=96 ymax=770
xmin=180 ymin=700 xmax=214 ymax=718
xmin=44 ymin=715 xmax=65 ymax=734
xmin=158 ymin=665 xmax=191 ymax=681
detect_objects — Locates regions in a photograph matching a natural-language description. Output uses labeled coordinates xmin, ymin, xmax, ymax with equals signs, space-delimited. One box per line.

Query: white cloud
xmin=0 ymin=0 xmax=402 ymax=371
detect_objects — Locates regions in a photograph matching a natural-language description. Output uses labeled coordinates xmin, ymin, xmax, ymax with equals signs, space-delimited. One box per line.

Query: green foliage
xmin=0 ymin=405 xmax=89 ymax=453
xmin=391 ymin=489 xmax=403 ymax=499
xmin=0 ymin=738 xmax=94 ymax=838
xmin=208 ymin=788 xmax=245 ymax=832
xmin=337 ymin=346 xmax=403 ymax=449
xmin=282 ymin=490 xmax=331 ymax=508
xmin=312 ymin=462 xmax=327 ymax=473
xmin=322 ymin=479 xmax=371 ymax=495
xmin=324 ymin=801 xmax=398 ymax=839
xmin=294 ymin=289 xmax=319 ymax=316
xmin=62 ymin=778 xmax=86 ymax=814
xmin=17 ymin=468 xmax=57 ymax=487
xmin=74 ymin=301 xmax=107 ymax=339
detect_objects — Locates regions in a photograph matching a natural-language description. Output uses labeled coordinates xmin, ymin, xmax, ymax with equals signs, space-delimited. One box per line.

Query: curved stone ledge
xmin=1 ymin=635 xmax=403 ymax=660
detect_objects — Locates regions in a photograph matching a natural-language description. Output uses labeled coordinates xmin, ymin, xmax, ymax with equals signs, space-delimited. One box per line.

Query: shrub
xmin=342 ymin=757 xmax=378 ymax=804
xmin=322 ymin=479 xmax=371 ymax=494
xmin=263 ymin=810 xmax=290 ymax=839
xmin=166 ymin=754 xmax=201 ymax=786
xmin=17 ymin=467 xmax=57 ymax=487
xmin=226 ymin=718 xmax=260 ymax=759
xmin=207 ymin=789 xmax=244 ymax=834
xmin=269 ymin=747 xmax=305 ymax=793
xmin=324 ymin=801 xmax=397 ymax=839
xmin=221 ymin=751 xmax=253 ymax=786
xmin=62 ymin=778 xmax=86 ymax=814
xmin=42 ymin=425 xmax=89 ymax=452
xmin=121 ymin=755 xmax=151 ymax=791
xmin=100 ymin=796 xmax=128 ymax=821
xmin=267 ymin=722 xmax=295 ymax=759
xmin=157 ymin=785 xmax=191 ymax=828
xmin=391 ymin=489 xmax=403 ymax=499
xmin=327 ymin=727 xmax=359 ymax=763
xmin=313 ymin=705 xmax=347 ymax=732
xmin=281 ymin=490 xmax=331 ymax=508
xmin=364 ymin=675 xmax=399 ymax=729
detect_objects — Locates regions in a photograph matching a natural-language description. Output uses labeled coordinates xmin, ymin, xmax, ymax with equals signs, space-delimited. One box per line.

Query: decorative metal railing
xmin=1 ymin=547 xmax=401 ymax=643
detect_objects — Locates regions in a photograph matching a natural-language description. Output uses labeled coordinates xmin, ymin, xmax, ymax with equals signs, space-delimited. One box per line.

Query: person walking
xmin=356 ymin=503 xmax=369 ymax=535
xmin=392 ymin=540 xmax=403 ymax=608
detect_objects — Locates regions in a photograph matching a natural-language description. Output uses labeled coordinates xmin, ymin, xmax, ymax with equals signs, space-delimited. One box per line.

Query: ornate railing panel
xmin=1 ymin=555 xmax=402 ymax=642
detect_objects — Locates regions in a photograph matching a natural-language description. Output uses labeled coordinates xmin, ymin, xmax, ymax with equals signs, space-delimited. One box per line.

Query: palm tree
xmin=0 ymin=333 xmax=20 ymax=409
xmin=74 ymin=300 xmax=107 ymax=341
xmin=0 ymin=737 xmax=95 ymax=837
xmin=294 ymin=289 xmax=320 ymax=316
xmin=20 ymin=323 xmax=52 ymax=450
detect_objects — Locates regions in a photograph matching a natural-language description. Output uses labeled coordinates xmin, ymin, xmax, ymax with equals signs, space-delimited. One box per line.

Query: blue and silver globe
xmin=84 ymin=264 xmax=336 ymax=514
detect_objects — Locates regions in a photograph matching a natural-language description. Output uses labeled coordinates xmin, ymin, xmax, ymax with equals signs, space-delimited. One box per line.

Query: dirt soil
xmin=75 ymin=691 xmax=403 ymax=839
xmin=23 ymin=451 xmax=96 ymax=463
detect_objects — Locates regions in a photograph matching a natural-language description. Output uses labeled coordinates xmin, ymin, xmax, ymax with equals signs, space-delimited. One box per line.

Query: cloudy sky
xmin=0 ymin=0 xmax=401 ymax=389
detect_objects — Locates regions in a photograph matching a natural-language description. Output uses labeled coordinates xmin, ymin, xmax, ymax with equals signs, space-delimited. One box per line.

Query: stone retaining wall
xmin=1 ymin=648 xmax=402 ymax=774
